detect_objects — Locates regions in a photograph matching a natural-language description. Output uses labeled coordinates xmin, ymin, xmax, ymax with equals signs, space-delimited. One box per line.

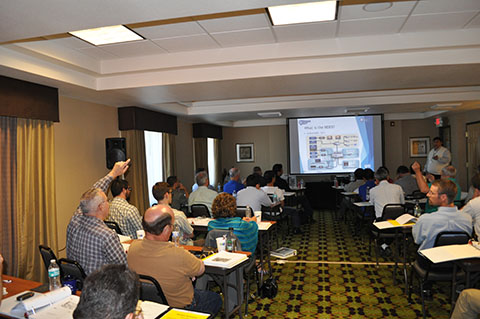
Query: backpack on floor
xmin=259 ymin=276 xmax=278 ymax=298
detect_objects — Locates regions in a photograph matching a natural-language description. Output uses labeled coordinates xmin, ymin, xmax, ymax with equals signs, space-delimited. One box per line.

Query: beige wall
xmin=175 ymin=119 xmax=195 ymax=189
xmin=54 ymin=96 xmax=119 ymax=257
xmin=221 ymin=125 xmax=287 ymax=179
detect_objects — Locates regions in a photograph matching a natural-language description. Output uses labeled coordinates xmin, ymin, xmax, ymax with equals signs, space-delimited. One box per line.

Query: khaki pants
xmin=452 ymin=289 xmax=480 ymax=319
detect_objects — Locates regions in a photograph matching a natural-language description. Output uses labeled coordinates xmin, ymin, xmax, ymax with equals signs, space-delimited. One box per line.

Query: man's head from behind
xmin=166 ymin=176 xmax=177 ymax=187
xmin=246 ymin=174 xmax=260 ymax=187
xmin=363 ymin=168 xmax=374 ymax=180
xmin=111 ymin=179 xmax=130 ymax=199
xmin=142 ymin=204 xmax=174 ymax=240
xmin=212 ymin=193 xmax=237 ymax=219
xmin=374 ymin=167 xmax=389 ymax=182
xmin=79 ymin=188 xmax=109 ymax=220
xmin=229 ymin=167 xmax=241 ymax=181
xmin=272 ymin=163 xmax=283 ymax=176
xmin=396 ymin=165 xmax=410 ymax=177
xmin=441 ymin=165 xmax=457 ymax=179
xmin=263 ymin=170 xmax=276 ymax=185
xmin=428 ymin=179 xmax=457 ymax=207
xmin=253 ymin=166 xmax=262 ymax=176
xmin=353 ymin=168 xmax=364 ymax=180
xmin=472 ymin=173 xmax=480 ymax=197
xmin=152 ymin=182 xmax=171 ymax=204
xmin=195 ymin=171 xmax=209 ymax=187
xmin=73 ymin=264 xmax=140 ymax=319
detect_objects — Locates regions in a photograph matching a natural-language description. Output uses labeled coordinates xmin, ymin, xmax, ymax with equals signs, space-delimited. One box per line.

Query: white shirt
xmin=426 ymin=146 xmax=451 ymax=175
xmin=461 ymin=196 xmax=480 ymax=236
xmin=261 ymin=186 xmax=284 ymax=202
xmin=369 ymin=180 xmax=405 ymax=219
xmin=237 ymin=186 xmax=272 ymax=212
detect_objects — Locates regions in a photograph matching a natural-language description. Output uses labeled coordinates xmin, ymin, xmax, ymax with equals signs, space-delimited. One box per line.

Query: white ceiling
xmin=1 ymin=0 xmax=480 ymax=126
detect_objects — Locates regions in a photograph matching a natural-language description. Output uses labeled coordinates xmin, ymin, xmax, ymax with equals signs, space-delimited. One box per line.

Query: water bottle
xmin=366 ymin=187 xmax=370 ymax=201
xmin=226 ymin=227 xmax=235 ymax=252
xmin=414 ymin=200 xmax=422 ymax=217
xmin=172 ymin=224 xmax=180 ymax=247
xmin=233 ymin=190 xmax=237 ymax=199
xmin=48 ymin=259 xmax=62 ymax=291
xmin=334 ymin=176 xmax=338 ymax=188
xmin=300 ymin=179 xmax=305 ymax=188
xmin=217 ymin=183 xmax=222 ymax=193
xmin=246 ymin=205 xmax=252 ymax=218
xmin=350 ymin=173 xmax=355 ymax=182
xmin=272 ymin=194 xmax=278 ymax=204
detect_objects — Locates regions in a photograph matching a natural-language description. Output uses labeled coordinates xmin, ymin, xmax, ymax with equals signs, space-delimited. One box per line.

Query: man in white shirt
xmin=461 ymin=173 xmax=480 ymax=236
xmin=188 ymin=171 xmax=218 ymax=215
xmin=237 ymin=174 xmax=272 ymax=212
xmin=369 ymin=167 xmax=405 ymax=220
xmin=425 ymin=137 xmax=451 ymax=179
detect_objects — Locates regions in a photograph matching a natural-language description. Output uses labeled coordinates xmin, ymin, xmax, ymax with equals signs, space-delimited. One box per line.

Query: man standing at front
xmin=66 ymin=160 xmax=130 ymax=274
xmin=425 ymin=137 xmax=451 ymax=180
xmin=107 ymin=179 xmax=143 ymax=238
xmin=127 ymin=205 xmax=222 ymax=316
xmin=413 ymin=179 xmax=472 ymax=250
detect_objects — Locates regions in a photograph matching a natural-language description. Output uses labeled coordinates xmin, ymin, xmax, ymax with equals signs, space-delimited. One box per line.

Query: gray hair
xmin=374 ymin=167 xmax=389 ymax=181
xmin=442 ymin=165 xmax=456 ymax=178
xmin=229 ymin=167 xmax=240 ymax=179
xmin=79 ymin=188 xmax=105 ymax=214
xmin=195 ymin=171 xmax=208 ymax=186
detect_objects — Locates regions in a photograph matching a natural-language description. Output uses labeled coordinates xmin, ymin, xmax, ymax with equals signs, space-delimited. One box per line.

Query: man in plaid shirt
xmin=107 ymin=179 xmax=143 ymax=239
xmin=66 ymin=160 xmax=130 ymax=275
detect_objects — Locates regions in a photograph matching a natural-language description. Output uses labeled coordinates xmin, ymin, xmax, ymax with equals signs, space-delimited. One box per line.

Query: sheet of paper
xmin=373 ymin=221 xmax=395 ymax=229
xmin=354 ymin=202 xmax=373 ymax=207
xmin=29 ymin=295 xmax=79 ymax=319
xmin=188 ymin=218 xmax=212 ymax=227
xmin=420 ymin=244 xmax=480 ymax=263
xmin=141 ymin=300 xmax=169 ymax=319
xmin=118 ymin=234 xmax=132 ymax=243
xmin=395 ymin=214 xmax=416 ymax=225
xmin=160 ymin=308 xmax=210 ymax=319
xmin=257 ymin=222 xmax=273 ymax=231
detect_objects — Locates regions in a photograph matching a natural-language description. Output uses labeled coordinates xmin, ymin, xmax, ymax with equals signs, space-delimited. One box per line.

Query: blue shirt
xmin=412 ymin=206 xmax=472 ymax=251
xmin=223 ymin=180 xmax=245 ymax=195
xmin=208 ymin=217 xmax=258 ymax=253
xmin=358 ymin=180 xmax=376 ymax=201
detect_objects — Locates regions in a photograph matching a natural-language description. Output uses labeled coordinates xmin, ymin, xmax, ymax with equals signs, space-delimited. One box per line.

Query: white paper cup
xmin=216 ymin=237 xmax=226 ymax=251
xmin=136 ymin=230 xmax=145 ymax=239
xmin=254 ymin=211 xmax=262 ymax=223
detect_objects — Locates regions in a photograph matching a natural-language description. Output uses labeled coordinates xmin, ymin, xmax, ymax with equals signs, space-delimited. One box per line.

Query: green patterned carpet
xmin=228 ymin=209 xmax=453 ymax=318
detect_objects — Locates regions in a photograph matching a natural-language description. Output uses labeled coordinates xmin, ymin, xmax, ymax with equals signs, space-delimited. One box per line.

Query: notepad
xmin=420 ymin=244 xmax=480 ymax=263
xmin=203 ymin=251 xmax=248 ymax=268
xmin=159 ymin=308 xmax=210 ymax=319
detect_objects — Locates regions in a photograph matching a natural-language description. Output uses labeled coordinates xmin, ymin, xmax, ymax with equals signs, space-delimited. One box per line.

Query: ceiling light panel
xmin=69 ymin=25 xmax=143 ymax=46
xmin=268 ymin=1 xmax=337 ymax=26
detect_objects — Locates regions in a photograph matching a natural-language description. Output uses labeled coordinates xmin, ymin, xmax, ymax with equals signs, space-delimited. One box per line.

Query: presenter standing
xmin=425 ymin=137 xmax=451 ymax=180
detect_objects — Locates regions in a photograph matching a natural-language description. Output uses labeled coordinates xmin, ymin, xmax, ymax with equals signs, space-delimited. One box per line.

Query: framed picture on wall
xmin=236 ymin=143 xmax=254 ymax=162
xmin=409 ymin=137 xmax=430 ymax=157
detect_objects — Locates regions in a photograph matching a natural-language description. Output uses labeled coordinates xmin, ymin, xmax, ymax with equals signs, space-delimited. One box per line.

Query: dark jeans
xmin=185 ymin=288 xmax=222 ymax=316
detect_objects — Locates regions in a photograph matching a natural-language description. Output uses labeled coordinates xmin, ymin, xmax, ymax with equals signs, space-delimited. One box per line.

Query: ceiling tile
xmin=77 ymin=47 xmax=117 ymax=60
xmin=339 ymin=1 xmax=415 ymax=20
xmin=197 ymin=13 xmax=271 ymax=33
xmin=133 ymin=21 xmax=206 ymax=39
xmin=48 ymin=37 xmax=93 ymax=49
xmin=100 ymin=40 xmax=167 ymax=58
xmin=273 ymin=21 xmax=337 ymax=42
xmin=210 ymin=28 xmax=275 ymax=47
xmin=152 ymin=34 xmax=219 ymax=52
xmin=338 ymin=16 xmax=405 ymax=37
xmin=402 ymin=11 xmax=479 ymax=32
xmin=465 ymin=12 xmax=480 ymax=28
xmin=413 ymin=0 xmax=480 ymax=15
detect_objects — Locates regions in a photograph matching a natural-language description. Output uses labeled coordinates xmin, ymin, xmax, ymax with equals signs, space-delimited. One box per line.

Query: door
xmin=466 ymin=121 xmax=480 ymax=187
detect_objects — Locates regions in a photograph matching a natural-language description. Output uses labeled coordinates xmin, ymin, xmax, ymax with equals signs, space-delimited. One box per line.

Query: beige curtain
xmin=193 ymin=138 xmax=208 ymax=173
xmin=213 ymin=138 xmax=222 ymax=187
xmin=121 ymin=130 xmax=149 ymax=215
xmin=162 ymin=133 xmax=176 ymax=180
xmin=0 ymin=117 xmax=17 ymax=276
xmin=16 ymin=118 xmax=58 ymax=282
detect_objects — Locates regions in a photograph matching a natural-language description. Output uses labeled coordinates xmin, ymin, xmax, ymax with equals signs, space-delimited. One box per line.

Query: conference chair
xmin=138 ymin=274 xmax=169 ymax=305
xmin=236 ymin=206 xmax=253 ymax=218
xmin=104 ymin=220 xmax=123 ymax=235
xmin=408 ymin=231 xmax=471 ymax=319
xmin=39 ymin=245 xmax=59 ymax=280
xmin=190 ymin=204 xmax=210 ymax=218
xmin=58 ymin=258 xmax=87 ymax=291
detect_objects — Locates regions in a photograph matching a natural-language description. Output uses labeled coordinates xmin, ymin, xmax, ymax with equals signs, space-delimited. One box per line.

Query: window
xmin=207 ymin=138 xmax=216 ymax=188
xmin=144 ymin=131 xmax=163 ymax=206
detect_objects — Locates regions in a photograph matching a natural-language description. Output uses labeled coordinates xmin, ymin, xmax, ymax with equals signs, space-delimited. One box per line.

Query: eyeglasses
xmin=127 ymin=187 xmax=132 ymax=191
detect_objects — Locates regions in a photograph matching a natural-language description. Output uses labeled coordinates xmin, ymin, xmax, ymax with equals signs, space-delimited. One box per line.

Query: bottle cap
xmin=50 ymin=259 xmax=56 ymax=263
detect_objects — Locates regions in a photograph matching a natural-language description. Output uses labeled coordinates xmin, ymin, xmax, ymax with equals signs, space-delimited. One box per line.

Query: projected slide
xmin=292 ymin=116 xmax=378 ymax=174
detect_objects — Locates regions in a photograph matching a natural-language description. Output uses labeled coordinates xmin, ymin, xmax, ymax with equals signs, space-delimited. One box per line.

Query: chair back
xmin=104 ymin=220 xmax=123 ymax=235
xmin=38 ymin=245 xmax=58 ymax=274
xmin=204 ymin=229 xmax=242 ymax=251
xmin=139 ymin=274 xmax=169 ymax=305
xmin=407 ymin=190 xmax=425 ymax=200
xmin=236 ymin=206 xmax=252 ymax=218
xmin=190 ymin=204 xmax=210 ymax=218
xmin=434 ymin=231 xmax=471 ymax=247
xmin=380 ymin=204 xmax=405 ymax=221
xmin=58 ymin=258 xmax=87 ymax=290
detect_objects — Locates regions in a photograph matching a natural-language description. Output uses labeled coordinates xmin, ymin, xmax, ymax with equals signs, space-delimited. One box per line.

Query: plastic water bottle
xmin=172 ymin=224 xmax=180 ymax=247
xmin=366 ymin=187 xmax=370 ymax=201
xmin=300 ymin=179 xmax=305 ymax=188
xmin=48 ymin=259 xmax=62 ymax=291
xmin=272 ymin=194 xmax=278 ymax=204
xmin=334 ymin=176 xmax=338 ymax=188
xmin=226 ymin=227 xmax=235 ymax=252
xmin=246 ymin=205 xmax=252 ymax=218
xmin=233 ymin=190 xmax=237 ymax=199
xmin=414 ymin=200 xmax=422 ymax=217
xmin=217 ymin=183 xmax=222 ymax=192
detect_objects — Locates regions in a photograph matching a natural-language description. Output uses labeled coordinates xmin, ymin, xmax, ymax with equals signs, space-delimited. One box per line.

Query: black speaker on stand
xmin=106 ymin=138 xmax=126 ymax=169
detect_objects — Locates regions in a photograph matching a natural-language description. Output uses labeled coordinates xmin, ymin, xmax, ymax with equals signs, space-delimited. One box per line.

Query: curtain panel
xmin=193 ymin=138 xmax=208 ymax=173
xmin=162 ymin=133 xmax=176 ymax=180
xmin=213 ymin=138 xmax=222 ymax=188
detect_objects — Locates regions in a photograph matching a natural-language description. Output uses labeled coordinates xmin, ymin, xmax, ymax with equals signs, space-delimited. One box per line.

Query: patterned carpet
xmin=225 ymin=209 xmax=453 ymax=319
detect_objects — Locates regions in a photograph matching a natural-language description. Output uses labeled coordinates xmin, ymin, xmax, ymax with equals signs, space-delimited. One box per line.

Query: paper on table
xmin=420 ymin=244 xmax=480 ymax=263
xmin=187 ymin=218 xmax=212 ymax=227
xmin=122 ymin=243 xmax=130 ymax=253
xmin=257 ymin=222 xmax=273 ymax=231
xmin=141 ymin=300 xmax=169 ymax=319
xmin=29 ymin=295 xmax=79 ymax=319
xmin=160 ymin=308 xmax=210 ymax=319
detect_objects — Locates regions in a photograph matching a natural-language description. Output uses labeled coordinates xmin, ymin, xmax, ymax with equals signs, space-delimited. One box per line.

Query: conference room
xmin=1 ymin=0 xmax=480 ymax=318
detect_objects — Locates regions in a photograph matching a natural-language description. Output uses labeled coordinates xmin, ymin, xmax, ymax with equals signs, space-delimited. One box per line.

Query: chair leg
xmin=245 ymin=271 xmax=250 ymax=315
xmin=373 ymin=237 xmax=379 ymax=267
xmin=420 ymin=280 xmax=426 ymax=319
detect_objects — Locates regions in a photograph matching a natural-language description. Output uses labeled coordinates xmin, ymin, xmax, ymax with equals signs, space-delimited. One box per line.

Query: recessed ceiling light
xmin=267 ymin=1 xmax=337 ymax=26
xmin=363 ymin=2 xmax=393 ymax=12
xmin=344 ymin=107 xmax=369 ymax=114
xmin=258 ymin=112 xmax=282 ymax=118
xmin=430 ymin=103 xmax=462 ymax=110
xmin=69 ymin=25 xmax=144 ymax=46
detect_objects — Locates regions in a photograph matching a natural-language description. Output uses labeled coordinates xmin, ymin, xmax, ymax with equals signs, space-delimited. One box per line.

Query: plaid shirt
xmin=107 ymin=197 xmax=143 ymax=239
xmin=66 ymin=175 xmax=127 ymax=274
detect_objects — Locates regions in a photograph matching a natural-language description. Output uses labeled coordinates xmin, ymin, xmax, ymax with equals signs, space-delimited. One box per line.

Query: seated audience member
xmin=461 ymin=173 xmax=480 ymax=237
xmin=236 ymin=174 xmax=272 ymax=212
xmin=412 ymin=162 xmax=461 ymax=213
xmin=153 ymin=182 xmax=195 ymax=246
xmin=394 ymin=165 xmax=419 ymax=196
xmin=378 ymin=166 xmax=394 ymax=183
xmin=191 ymin=168 xmax=216 ymax=192
xmin=127 ymin=205 xmax=222 ymax=315
xmin=412 ymin=179 xmax=472 ymax=251
xmin=253 ymin=166 xmax=263 ymax=176
xmin=369 ymin=167 xmax=405 ymax=220
xmin=223 ymin=167 xmax=245 ymax=195
xmin=262 ymin=170 xmax=302 ymax=234
xmin=451 ymin=289 xmax=480 ymax=319
xmin=188 ymin=171 xmax=218 ymax=215
xmin=272 ymin=163 xmax=290 ymax=191
xmin=208 ymin=193 xmax=259 ymax=253
xmin=73 ymin=264 xmax=140 ymax=319
xmin=357 ymin=168 xmax=376 ymax=200
xmin=107 ymin=179 xmax=143 ymax=239
xmin=166 ymin=176 xmax=189 ymax=212
xmin=67 ymin=160 xmax=129 ymax=275
xmin=344 ymin=168 xmax=365 ymax=192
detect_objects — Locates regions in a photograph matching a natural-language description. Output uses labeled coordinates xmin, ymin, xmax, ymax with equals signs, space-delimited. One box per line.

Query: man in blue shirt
xmin=223 ymin=167 xmax=245 ymax=195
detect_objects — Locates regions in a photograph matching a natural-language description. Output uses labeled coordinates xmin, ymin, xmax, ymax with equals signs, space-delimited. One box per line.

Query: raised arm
xmin=412 ymin=161 xmax=429 ymax=194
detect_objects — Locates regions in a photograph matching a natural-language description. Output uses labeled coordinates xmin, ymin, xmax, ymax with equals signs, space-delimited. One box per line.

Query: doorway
xmin=466 ymin=121 xmax=480 ymax=187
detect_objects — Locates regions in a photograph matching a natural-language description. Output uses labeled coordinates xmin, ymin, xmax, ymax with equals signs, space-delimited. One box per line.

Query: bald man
xmin=127 ymin=205 xmax=221 ymax=316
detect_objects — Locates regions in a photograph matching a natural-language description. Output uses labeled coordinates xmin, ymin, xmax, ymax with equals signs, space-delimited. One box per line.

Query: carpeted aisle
xmin=237 ymin=209 xmax=452 ymax=319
